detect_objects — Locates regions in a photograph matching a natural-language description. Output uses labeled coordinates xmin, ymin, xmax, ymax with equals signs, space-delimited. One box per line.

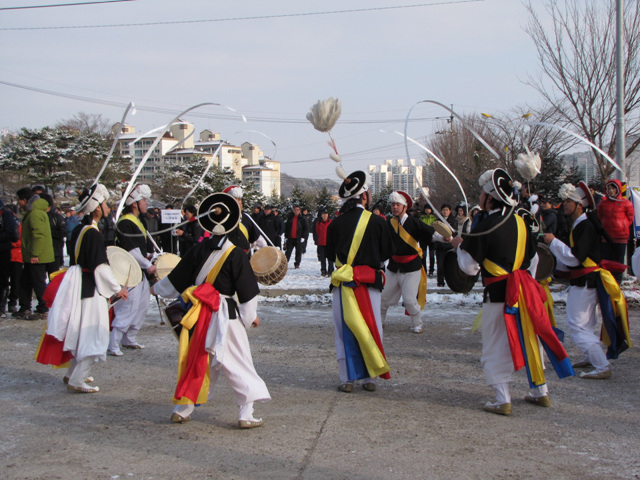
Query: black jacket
xmin=285 ymin=214 xmax=309 ymax=240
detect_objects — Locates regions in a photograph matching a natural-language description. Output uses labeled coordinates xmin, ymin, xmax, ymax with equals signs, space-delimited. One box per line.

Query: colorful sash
xmin=482 ymin=216 xmax=574 ymax=387
xmin=332 ymin=210 xmax=390 ymax=381
xmin=389 ymin=217 xmax=427 ymax=310
xmin=173 ymin=245 xmax=235 ymax=405
xmin=568 ymin=231 xmax=632 ymax=358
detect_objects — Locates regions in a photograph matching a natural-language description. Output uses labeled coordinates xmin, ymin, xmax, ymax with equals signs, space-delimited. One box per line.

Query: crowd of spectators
xmin=1 ymin=179 xmax=638 ymax=320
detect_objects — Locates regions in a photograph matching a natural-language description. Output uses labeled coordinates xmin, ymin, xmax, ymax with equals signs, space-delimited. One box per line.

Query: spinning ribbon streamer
xmin=93 ymin=102 xmax=135 ymax=185
xmin=115 ymin=102 xmax=246 ymax=222
xmin=525 ymin=121 xmax=624 ymax=178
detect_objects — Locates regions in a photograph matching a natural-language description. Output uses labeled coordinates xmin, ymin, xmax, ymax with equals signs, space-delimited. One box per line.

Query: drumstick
xmin=110 ymin=264 xmax=133 ymax=306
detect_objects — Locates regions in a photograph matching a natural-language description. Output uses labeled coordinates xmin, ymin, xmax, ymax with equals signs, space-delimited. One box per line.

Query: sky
xmin=0 ymin=0 xmax=550 ymax=181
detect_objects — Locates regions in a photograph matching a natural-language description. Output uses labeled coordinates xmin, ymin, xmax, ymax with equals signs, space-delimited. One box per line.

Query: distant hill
xmin=280 ymin=173 xmax=340 ymax=198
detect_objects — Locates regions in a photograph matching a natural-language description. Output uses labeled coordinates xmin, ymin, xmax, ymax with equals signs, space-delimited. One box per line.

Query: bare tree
xmin=427 ymin=115 xmax=496 ymax=208
xmin=56 ymin=112 xmax=112 ymax=136
xmin=524 ymin=0 xmax=640 ymax=180
xmin=426 ymin=107 xmax=576 ymax=206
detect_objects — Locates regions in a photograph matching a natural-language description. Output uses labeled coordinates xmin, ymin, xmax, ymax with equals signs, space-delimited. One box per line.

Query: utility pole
xmin=616 ymin=0 xmax=626 ymax=181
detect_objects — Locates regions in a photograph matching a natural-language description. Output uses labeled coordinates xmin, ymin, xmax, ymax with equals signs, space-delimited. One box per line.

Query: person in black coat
xmin=257 ymin=205 xmax=280 ymax=247
xmin=284 ymin=205 xmax=309 ymax=268
xmin=434 ymin=203 xmax=457 ymax=287
xmin=537 ymin=196 xmax=557 ymax=234
xmin=0 ymin=199 xmax=19 ymax=317
xmin=176 ymin=205 xmax=204 ymax=257
xmin=272 ymin=208 xmax=285 ymax=249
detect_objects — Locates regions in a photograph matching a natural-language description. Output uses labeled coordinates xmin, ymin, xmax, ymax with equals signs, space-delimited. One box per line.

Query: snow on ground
xmin=257 ymin=241 xmax=640 ymax=306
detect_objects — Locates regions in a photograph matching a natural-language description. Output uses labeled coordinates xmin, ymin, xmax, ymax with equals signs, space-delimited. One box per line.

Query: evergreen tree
xmin=370 ymin=184 xmax=394 ymax=215
xmin=530 ymin=153 xmax=569 ymax=200
xmin=314 ymin=186 xmax=339 ymax=217
xmin=0 ymin=126 xmax=128 ymax=199
xmin=285 ymin=184 xmax=313 ymax=217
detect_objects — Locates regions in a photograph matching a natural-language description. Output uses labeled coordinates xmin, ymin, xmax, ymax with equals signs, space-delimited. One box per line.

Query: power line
xmin=0 ymin=79 xmax=440 ymax=126
xmin=0 ymin=0 xmax=483 ymax=31
xmin=0 ymin=0 xmax=134 ymax=11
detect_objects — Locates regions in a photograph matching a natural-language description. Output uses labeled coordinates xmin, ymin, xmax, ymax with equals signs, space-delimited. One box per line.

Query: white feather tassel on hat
xmin=306 ymin=98 xmax=342 ymax=133
xmin=558 ymin=183 xmax=576 ymax=201
xmin=336 ymin=165 xmax=348 ymax=180
xmin=514 ymin=151 xmax=541 ymax=181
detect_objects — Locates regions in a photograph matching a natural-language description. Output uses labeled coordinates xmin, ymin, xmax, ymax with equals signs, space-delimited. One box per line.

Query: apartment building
xmin=368 ymin=158 xmax=425 ymax=198
xmin=115 ymin=122 xmax=280 ymax=196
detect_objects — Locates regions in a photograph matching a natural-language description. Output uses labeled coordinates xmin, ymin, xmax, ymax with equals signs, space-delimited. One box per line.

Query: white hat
xmin=125 ymin=184 xmax=151 ymax=206
xmin=223 ymin=185 xmax=243 ymax=199
xmin=388 ymin=191 xmax=412 ymax=209
xmin=76 ymin=183 xmax=110 ymax=214
xmin=558 ymin=182 xmax=594 ymax=209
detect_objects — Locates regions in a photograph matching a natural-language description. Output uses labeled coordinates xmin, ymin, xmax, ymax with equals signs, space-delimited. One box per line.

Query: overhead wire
xmin=0 ymin=0 xmax=133 ymax=11
xmin=0 ymin=0 xmax=484 ymax=31
xmin=0 ymin=80 xmax=440 ymax=126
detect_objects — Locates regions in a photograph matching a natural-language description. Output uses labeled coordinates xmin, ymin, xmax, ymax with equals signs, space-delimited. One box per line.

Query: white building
xmin=368 ymin=158 xmax=425 ymax=198
xmin=115 ymin=123 xmax=280 ymax=196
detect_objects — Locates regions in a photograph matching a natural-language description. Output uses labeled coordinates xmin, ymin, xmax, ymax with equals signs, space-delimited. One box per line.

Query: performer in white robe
xmin=109 ymin=184 xmax=156 ymax=355
xmin=40 ymin=184 xmax=128 ymax=393
xmin=151 ymin=192 xmax=270 ymax=428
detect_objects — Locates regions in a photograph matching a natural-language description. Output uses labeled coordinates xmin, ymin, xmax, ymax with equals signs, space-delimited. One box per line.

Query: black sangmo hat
xmin=515 ymin=207 xmax=540 ymax=235
xmin=338 ymin=170 xmax=368 ymax=200
xmin=198 ymin=192 xmax=241 ymax=235
xmin=492 ymin=168 xmax=517 ymax=206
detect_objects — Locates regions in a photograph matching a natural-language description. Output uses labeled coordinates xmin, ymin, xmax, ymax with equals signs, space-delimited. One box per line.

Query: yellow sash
xmin=174 ymin=245 xmax=236 ymax=405
xmin=538 ymin=278 xmax=557 ymax=328
xmin=331 ymin=210 xmax=390 ymax=378
xmin=389 ymin=217 xmax=427 ymax=310
xmin=119 ymin=213 xmax=147 ymax=239
xmin=239 ymin=221 xmax=249 ymax=241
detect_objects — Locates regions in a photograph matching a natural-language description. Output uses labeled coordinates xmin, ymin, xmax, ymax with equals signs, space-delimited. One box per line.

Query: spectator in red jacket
xmin=313 ymin=208 xmax=333 ymax=276
xmin=597 ymin=179 xmax=634 ymax=282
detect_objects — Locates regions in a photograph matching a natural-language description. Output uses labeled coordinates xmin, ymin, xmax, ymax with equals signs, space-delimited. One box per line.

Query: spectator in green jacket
xmin=15 ymin=187 xmax=54 ymax=320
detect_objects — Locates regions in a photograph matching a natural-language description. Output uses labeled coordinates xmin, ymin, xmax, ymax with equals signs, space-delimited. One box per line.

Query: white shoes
xmin=108 ymin=349 xmax=123 ymax=357
xmin=411 ymin=326 xmax=423 ymax=334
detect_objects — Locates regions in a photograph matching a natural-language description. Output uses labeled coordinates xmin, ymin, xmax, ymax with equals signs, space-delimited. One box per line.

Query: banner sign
xmin=161 ymin=209 xmax=182 ymax=224
xmin=629 ymin=187 xmax=640 ymax=238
